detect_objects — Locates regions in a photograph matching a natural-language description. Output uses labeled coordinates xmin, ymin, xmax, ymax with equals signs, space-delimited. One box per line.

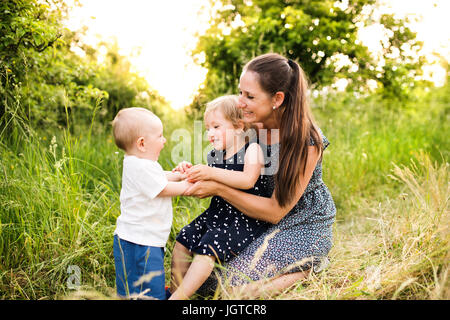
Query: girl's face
xmin=238 ymin=70 xmax=275 ymax=125
xmin=204 ymin=109 xmax=240 ymax=151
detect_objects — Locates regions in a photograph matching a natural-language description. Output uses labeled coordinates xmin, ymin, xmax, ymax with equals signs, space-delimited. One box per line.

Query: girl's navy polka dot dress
xmin=176 ymin=143 xmax=271 ymax=262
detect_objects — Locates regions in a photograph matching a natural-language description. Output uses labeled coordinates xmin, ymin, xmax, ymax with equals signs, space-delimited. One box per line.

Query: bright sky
xmin=379 ymin=0 xmax=449 ymax=58
xmin=359 ymin=0 xmax=449 ymax=86
xmin=65 ymin=0 xmax=449 ymax=109
xmin=65 ymin=0 xmax=211 ymax=110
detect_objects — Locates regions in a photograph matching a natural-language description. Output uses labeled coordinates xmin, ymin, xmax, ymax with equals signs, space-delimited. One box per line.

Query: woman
xmin=175 ymin=53 xmax=336 ymax=298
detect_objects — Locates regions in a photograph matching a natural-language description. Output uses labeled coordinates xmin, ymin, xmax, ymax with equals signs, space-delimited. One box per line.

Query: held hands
xmin=172 ymin=162 xmax=214 ymax=183
xmin=184 ymin=180 xmax=220 ymax=198
xmin=172 ymin=161 xmax=193 ymax=174
xmin=171 ymin=161 xmax=217 ymax=198
xmin=167 ymin=171 xmax=187 ymax=181
xmin=185 ymin=164 xmax=213 ymax=183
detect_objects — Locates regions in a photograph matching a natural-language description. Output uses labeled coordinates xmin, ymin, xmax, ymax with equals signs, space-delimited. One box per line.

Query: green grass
xmin=0 ymin=84 xmax=448 ymax=299
xmin=221 ymin=153 xmax=449 ymax=300
xmin=315 ymin=85 xmax=449 ymax=214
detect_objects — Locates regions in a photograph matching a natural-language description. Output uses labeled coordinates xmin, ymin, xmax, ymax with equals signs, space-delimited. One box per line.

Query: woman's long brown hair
xmin=244 ymin=53 xmax=322 ymax=208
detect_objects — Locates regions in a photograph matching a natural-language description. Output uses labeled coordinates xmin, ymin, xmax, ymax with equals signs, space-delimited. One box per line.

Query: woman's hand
xmin=185 ymin=164 xmax=213 ymax=182
xmin=184 ymin=180 xmax=221 ymax=198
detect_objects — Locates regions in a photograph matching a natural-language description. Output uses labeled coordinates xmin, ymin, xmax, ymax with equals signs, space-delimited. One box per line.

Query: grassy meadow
xmin=0 ymin=83 xmax=448 ymax=300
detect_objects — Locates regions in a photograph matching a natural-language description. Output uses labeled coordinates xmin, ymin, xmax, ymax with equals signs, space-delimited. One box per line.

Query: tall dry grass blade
xmin=249 ymin=229 xmax=280 ymax=271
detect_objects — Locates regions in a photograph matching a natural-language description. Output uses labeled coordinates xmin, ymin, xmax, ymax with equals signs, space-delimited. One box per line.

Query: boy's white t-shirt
xmin=114 ymin=155 xmax=172 ymax=247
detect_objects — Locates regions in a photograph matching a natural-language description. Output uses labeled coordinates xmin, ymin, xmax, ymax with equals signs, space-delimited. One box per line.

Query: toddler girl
xmin=169 ymin=95 xmax=272 ymax=299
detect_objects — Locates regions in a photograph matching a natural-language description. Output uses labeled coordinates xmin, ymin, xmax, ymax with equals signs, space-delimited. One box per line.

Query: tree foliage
xmin=0 ymin=0 xmax=168 ymax=139
xmin=189 ymin=0 xmax=427 ymax=116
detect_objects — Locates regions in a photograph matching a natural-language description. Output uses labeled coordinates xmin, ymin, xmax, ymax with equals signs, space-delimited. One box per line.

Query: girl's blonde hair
xmin=204 ymin=95 xmax=250 ymax=131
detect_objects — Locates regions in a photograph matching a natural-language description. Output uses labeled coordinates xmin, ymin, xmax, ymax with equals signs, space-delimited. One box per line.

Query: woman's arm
xmin=186 ymin=143 xmax=264 ymax=189
xmin=185 ymin=146 xmax=320 ymax=224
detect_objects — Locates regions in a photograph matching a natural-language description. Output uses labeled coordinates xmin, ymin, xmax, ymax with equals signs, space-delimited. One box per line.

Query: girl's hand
xmin=184 ymin=180 xmax=221 ymax=198
xmin=172 ymin=161 xmax=193 ymax=174
xmin=186 ymin=164 xmax=213 ymax=182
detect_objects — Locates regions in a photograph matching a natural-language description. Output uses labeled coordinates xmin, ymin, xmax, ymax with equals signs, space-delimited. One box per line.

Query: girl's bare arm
xmin=186 ymin=146 xmax=320 ymax=224
xmin=186 ymin=143 xmax=264 ymax=190
xmin=210 ymin=143 xmax=263 ymax=189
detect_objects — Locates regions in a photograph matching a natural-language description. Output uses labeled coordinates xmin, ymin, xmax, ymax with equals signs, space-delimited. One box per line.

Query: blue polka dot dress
xmin=218 ymin=128 xmax=336 ymax=286
xmin=176 ymin=143 xmax=271 ymax=262
xmin=192 ymin=128 xmax=336 ymax=295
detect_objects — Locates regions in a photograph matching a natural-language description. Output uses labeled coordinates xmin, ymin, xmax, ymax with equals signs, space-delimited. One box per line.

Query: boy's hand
xmin=172 ymin=161 xmax=193 ymax=174
xmin=186 ymin=164 xmax=213 ymax=182
xmin=167 ymin=171 xmax=187 ymax=181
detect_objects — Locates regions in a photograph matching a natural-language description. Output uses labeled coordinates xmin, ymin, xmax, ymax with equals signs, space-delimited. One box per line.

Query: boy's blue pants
xmin=113 ymin=235 xmax=166 ymax=299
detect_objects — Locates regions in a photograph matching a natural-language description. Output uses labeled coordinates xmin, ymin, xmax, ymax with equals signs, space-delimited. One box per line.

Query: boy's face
xmin=137 ymin=115 xmax=166 ymax=161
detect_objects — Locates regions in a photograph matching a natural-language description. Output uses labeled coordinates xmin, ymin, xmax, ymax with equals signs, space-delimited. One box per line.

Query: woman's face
xmin=238 ymin=70 xmax=274 ymax=125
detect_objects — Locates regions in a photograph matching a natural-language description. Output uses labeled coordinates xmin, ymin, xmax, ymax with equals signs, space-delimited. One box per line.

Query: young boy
xmin=111 ymin=107 xmax=191 ymax=299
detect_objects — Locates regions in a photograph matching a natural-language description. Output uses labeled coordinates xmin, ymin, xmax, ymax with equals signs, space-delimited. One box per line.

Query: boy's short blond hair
xmin=112 ymin=107 xmax=157 ymax=152
xmin=204 ymin=95 xmax=250 ymax=130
